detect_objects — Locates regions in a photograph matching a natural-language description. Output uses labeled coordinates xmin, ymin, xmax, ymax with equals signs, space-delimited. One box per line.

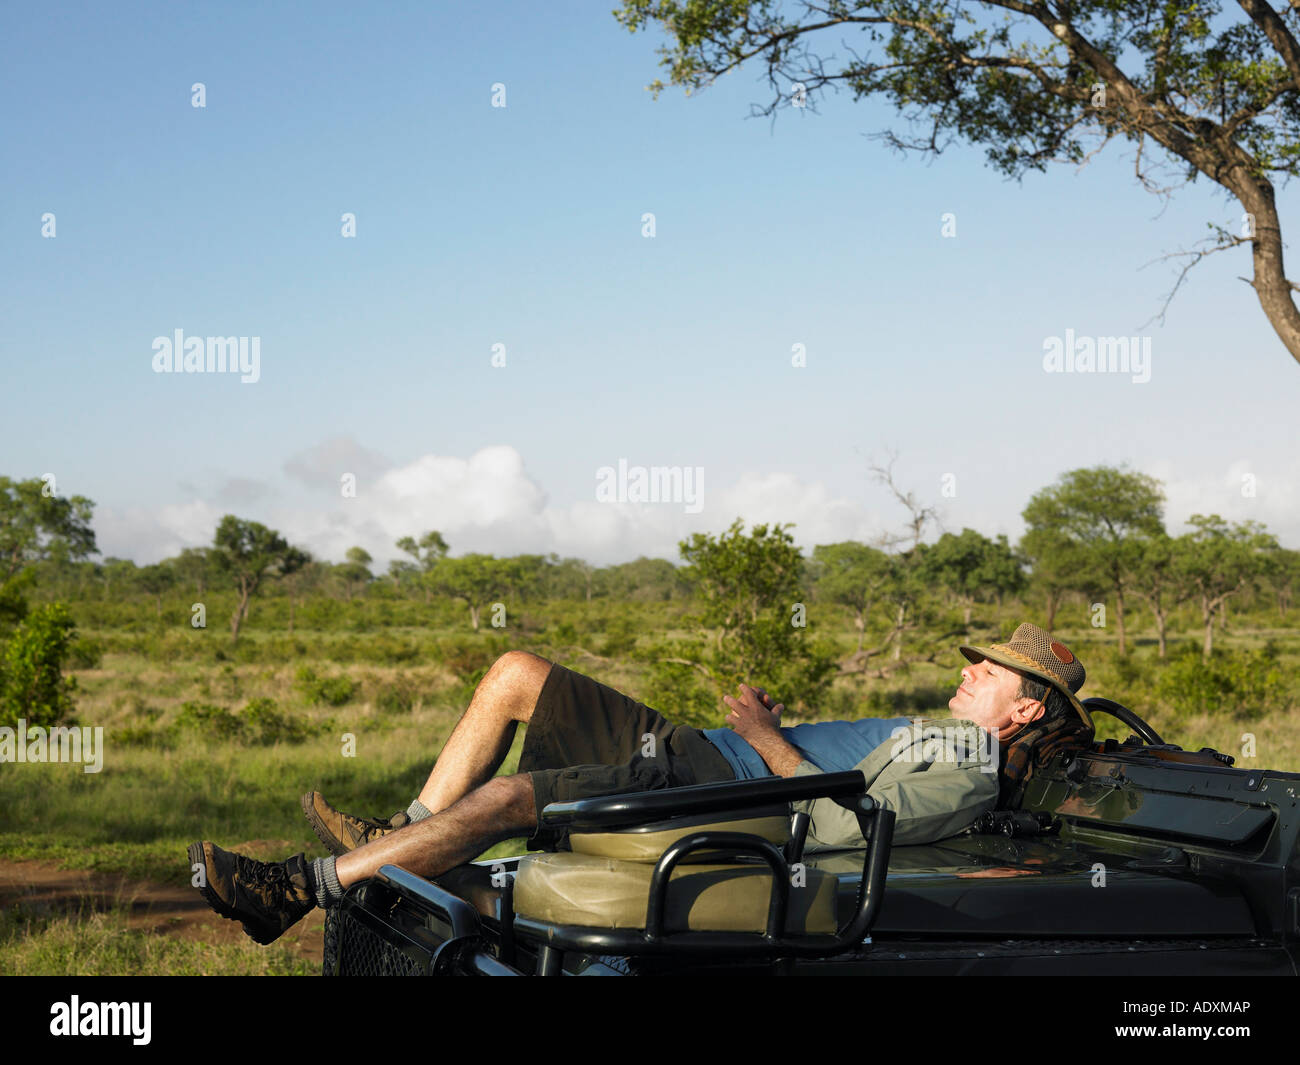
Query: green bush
xmin=176 ymin=700 xmax=245 ymax=740
xmin=550 ymin=621 xmax=579 ymax=645
xmin=1155 ymin=645 xmax=1289 ymax=722
xmin=1 ymin=602 xmax=79 ymax=729
xmin=294 ymin=666 xmax=356 ymax=706
xmin=598 ymin=616 xmax=639 ymax=657
xmin=641 ymin=659 xmax=719 ymax=731
xmin=240 ymin=696 xmax=318 ymax=745
xmin=66 ymin=635 xmax=103 ymax=670
xmin=374 ymin=675 xmax=419 ymax=716
xmin=116 ymin=723 xmax=178 ymax=749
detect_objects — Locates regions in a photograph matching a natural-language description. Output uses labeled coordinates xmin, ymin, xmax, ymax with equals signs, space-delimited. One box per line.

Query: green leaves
xmin=1 ymin=603 xmax=79 ymax=729
xmin=0 ymin=476 xmax=97 ymax=581
xmin=675 ymin=519 xmax=834 ymax=711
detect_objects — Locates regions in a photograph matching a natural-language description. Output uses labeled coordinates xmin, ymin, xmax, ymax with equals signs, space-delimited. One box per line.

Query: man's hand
xmin=722 ymin=683 xmax=803 ymax=778
xmin=723 ymin=683 xmax=784 ymax=743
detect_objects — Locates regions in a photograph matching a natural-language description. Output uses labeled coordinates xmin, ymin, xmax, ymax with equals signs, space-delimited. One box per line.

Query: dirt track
xmin=0 ymin=849 xmax=327 ymax=968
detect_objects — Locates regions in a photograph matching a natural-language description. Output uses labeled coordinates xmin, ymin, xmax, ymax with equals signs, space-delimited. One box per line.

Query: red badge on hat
xmin=1050 ymin=641 xmax=1074 ymax=664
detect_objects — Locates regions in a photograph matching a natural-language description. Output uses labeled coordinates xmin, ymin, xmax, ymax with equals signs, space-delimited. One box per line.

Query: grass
xmin=4 ymin=606 xmax=1299 ymax=974
xmin=0 ymin=901 xmax=313 ymax=976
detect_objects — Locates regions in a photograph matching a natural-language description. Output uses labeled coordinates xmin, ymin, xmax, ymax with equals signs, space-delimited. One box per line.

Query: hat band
xmin=989 ymin=644 xmax=1073 ymax=692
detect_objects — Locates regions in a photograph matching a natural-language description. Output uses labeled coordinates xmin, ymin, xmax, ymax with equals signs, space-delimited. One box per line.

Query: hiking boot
xmin=188 ymin=841 xmax=315 ymax=945
xmin=301 ymin=790 xmax=412 ymax=857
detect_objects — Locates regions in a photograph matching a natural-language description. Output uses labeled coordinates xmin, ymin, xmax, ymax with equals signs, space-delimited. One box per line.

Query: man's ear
xmin=1012 ymin=696 xmax=1046 ymax=724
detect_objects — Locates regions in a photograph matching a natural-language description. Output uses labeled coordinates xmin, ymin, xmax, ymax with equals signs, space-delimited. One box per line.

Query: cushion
xmin=513 ymin=851 xmax=837 ymax=933
xmin=569 ymin=809 xmax=791 ymax=862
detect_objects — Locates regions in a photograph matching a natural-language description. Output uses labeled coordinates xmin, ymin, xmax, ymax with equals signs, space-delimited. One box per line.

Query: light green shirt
xmin=791 ymin=717 xmax=999 ymax=849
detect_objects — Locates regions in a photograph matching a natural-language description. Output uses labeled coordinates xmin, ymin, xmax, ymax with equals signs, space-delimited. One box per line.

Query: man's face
xmin=948 ymin=657 xmax=1046 ymax=740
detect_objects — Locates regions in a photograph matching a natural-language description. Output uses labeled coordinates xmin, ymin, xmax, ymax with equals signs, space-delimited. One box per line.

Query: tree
xmin=0 ymin=479 xmax=95 ymax=721
xmin=596 ymin=557 xmax=690 ymax=601
xmin=1018 ymin=525 xmax=1086 ymax=630
xmin=1 ymin=602 xmax=78 ymax=729
xmin=921 ymin=528 xmax=1024 ymax=628
xmin=1175 ymin=514 xmax=1276 ymax=658
xmin=280 ymin=558 xmax=323 ymax=634
xmin=336 ymin=546 xmax=374 ymax=601
xmin=548 ymin=556 xmax=597 ymax=601
xmin=1262 ymin=545 xmax=1300 ymax=618
xmin=1022 ymin=466 xmax=1165 ymax=654
xmin=396 ymin=530 xmax=450 ymax=603
xmin=136 ymin=563 xmax=176 ymax=620
xmin=99 ymin=558 xmax=137 ymax=600
xmin=618 ymin=1 xmax=1300 ymax=369
xmin=1130 ymin=532 xmax=1191 ymax=658
xmin=810 ymin=541 xmax=894 ymax=652
xmin=498 ymin=554 xmax=549 ymax=603
xmin=0 ymin=476 xmax=97 ymax=580
xmin=434 ymin=554 xmax=503 ymax=630
xmin=678 ymin=519 xmax=834 ymax=707
xmin=212 ymin=516 xmax=308 ymax=642
xmin=867 ymin=456 xmax=943 ymax=662
xmin=172 ymin=547 xmax=216 ymax=601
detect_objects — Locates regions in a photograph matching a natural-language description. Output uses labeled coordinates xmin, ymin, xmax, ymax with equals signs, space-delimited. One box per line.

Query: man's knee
xmin=482 ymin=651 xmax=553 ymax=716
xmin=475 ymin=773 xmax=537 ymax=825
xmin=491 ymin=649 xmax=551 ymax=680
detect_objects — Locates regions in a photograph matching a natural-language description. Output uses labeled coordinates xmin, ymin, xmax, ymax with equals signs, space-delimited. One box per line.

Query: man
xmin=189 ymin=622 xmax=1089 ymax=944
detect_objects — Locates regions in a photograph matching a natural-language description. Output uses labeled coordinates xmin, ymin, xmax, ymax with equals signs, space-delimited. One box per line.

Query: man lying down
xmin=189 ymin=622 xmax=1088 ymax=943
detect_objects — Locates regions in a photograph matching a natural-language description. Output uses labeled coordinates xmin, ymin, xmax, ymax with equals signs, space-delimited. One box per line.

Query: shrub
xmin=374 ymin=675 xmax=419 ymax=716
xmin=1 ymin=603 xmax=79 ymax=729
xmin=176 ymin=701 xmax=245 ymax=740
xmin=1154 ymin=645 xmax=1289 ymax=722
xmin=598 ymin=616 xmax=639 ymax=658
xmin=294 ymin=666 xmax=356 ymax=706
xmin=550 ymin=621 xmax=579 ymax=646
xmin=130 ymin=697 xmax=163 ymax=722
xmin=66 ymin=636 xmax=104 ymax=670
xmin=116 ymin=724 xmax=178 ymax=749
xmin=240 ymin=697 xmax=318 ymax=745
xmin=640 ymin=659 xmax=719 ymax=731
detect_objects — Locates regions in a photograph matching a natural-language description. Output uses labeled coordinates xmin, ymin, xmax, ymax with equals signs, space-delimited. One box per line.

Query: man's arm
xmin=721 ymin=684 xmax=803 ymax=777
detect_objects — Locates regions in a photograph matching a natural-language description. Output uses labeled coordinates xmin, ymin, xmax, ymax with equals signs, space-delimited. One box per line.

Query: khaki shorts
xmin=520 ymin=663 xmax=734 ymax=850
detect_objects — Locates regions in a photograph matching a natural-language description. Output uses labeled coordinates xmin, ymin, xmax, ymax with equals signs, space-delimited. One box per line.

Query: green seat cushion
xmin=513 ymin=851 xmax=837 ymax=934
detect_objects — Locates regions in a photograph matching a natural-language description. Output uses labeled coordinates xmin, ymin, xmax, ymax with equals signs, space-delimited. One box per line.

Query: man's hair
xmin=1014 ymin=672 xmax=1074 ymax=727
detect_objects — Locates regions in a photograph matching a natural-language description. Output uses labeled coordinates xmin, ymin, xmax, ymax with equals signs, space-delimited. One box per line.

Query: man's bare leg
xmin=414 ymin=650 xmax=553 ymax=815
xmin=336 ymin=773 xmax=536 ymax=888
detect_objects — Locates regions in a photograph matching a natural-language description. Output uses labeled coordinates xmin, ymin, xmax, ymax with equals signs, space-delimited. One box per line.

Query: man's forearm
xmin=741 ymin=727 xmax=804 ymax=778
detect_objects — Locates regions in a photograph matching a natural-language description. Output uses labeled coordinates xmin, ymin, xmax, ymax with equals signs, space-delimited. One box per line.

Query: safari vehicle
xmin=323 ymin=697 xmax=1300 ymax=975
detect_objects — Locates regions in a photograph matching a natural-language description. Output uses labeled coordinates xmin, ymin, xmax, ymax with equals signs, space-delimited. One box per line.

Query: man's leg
xmin=194 ymin=739 xmax=734 ymax=943
xmin=302 ymin=650 xmax=553 ymax=854
xmin=191 ymin=773 xmax=536 ymax=945
xmin=416 ymin=650 xmax=553 ymax=815
xmin=335 ymin=773 xmax=535 ymax=889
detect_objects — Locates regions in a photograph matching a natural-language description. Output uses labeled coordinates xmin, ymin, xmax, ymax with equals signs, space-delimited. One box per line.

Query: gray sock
xmin=311 ymin=856 xmax=344 ymax=909
xmin=406 ymin=798 xmax=434 ymax=822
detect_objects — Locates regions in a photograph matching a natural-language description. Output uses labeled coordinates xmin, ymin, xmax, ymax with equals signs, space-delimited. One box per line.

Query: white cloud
xmin=95 ymin=500 xmax=224 ymax=563
xmin=89 ymin=444 xmax=1300 ymax=568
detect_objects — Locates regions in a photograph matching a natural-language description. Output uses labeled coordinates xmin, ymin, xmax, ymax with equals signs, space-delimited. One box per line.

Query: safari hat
xmin=959 ymin=623 xmax=1092 ymax=730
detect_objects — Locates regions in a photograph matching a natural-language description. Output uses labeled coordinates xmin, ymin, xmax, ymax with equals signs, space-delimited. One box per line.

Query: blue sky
xmin=3 ymin=2 xmax=1296 ymax=568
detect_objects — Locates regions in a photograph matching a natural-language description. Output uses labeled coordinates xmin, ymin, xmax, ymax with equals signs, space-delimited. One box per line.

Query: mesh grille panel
xmin=335 ymin=907 xmax=428 ymax=976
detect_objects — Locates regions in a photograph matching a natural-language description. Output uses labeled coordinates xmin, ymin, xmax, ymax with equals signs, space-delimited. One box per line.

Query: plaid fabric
xmin=998 ymin=716 xmax=1094 ymax=808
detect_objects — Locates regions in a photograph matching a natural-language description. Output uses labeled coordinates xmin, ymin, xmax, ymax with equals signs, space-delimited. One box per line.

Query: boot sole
xmin=301 ymin=792 xmax=349 ymax=858
xmin=187 ymin=841 xmax=280 ymax=945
